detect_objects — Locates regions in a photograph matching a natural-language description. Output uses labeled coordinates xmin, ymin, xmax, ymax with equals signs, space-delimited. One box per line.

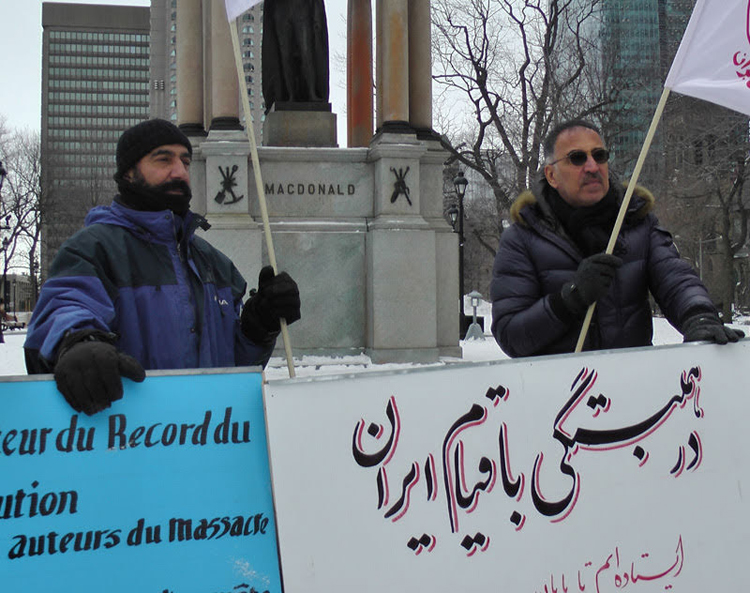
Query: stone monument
xmin=175 ymin=0 xmax=460 ymax=363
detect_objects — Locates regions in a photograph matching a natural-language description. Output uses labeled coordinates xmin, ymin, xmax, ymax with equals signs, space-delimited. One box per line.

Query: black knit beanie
xmin=114 ymin=119 xmax=192 ymax=181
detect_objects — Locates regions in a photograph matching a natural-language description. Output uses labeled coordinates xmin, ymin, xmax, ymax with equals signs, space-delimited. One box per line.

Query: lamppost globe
xmin=453 ymin=171 xmax=468 ymax=200
xmin=447 ymin=204 xmax=459 ymax=230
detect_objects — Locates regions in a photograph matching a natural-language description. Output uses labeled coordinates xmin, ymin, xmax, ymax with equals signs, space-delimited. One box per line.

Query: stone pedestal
xmin=263 ymin=103 xmax=338 ymax=147
xmin=366 ymin=224 xmax=439 ymax=363
xmin=199 ymin=131 xmax=262 ymax=286
xmin=420 ymin=139 xmax=461 ymax=358
xmin=187 ymin=137 xmax=459 ymax=363
xmin=364 ymin=132 xmax=442 ymax=363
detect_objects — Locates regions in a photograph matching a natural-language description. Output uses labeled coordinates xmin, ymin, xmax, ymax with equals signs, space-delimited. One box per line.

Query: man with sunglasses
xmin=490 ymin=119 xmax=742 ymax=358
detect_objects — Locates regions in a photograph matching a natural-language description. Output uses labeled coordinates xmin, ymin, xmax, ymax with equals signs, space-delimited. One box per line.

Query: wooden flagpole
xmin=228 ymin=18 xmax=296 ymax=378
xmin=575 ymin=87 xmax=672 ymax=352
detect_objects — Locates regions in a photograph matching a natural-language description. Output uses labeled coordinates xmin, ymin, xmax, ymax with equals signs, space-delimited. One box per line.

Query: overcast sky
xmin=0 ymin=0 xmax=350 ymax=142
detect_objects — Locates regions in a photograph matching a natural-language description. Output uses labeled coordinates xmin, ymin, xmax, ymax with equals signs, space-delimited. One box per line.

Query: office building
xmin=40 ymin=2 xmax=150 ymax=274
xmin=596 ymin=0 xmax=695 ymax=179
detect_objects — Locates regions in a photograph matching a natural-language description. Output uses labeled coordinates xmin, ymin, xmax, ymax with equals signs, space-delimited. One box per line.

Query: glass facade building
xmin=598 ymin=0 xmax=695 ymax=178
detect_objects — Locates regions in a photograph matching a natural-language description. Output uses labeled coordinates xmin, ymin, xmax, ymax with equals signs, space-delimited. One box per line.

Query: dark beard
xmin=115 ymin=172 xmax=192 ymax=216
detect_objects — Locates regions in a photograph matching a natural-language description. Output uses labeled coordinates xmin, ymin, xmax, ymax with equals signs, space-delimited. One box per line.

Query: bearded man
xmin=25 ymin=119 xmax=301 ymax=415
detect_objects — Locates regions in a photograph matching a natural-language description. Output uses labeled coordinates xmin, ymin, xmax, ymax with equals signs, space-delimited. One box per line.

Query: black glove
xmin=682 ymin=313 xmax=745 ymax=345
xmin=560 ymin=253 xmax=623 ymax=316
xmin=241 ymin=265 xmax=301 ymax=344
xmin=54 ymin=330 xmax=146 ymax=416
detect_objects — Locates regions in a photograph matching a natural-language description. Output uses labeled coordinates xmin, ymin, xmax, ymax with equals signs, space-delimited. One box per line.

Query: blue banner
xmin=1 ymin=369 xmax=281 ymax=593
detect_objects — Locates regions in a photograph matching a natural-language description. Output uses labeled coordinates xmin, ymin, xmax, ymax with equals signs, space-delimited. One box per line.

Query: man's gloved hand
xmin=54 ymin=331 xmax=146 ymax=416
xmin=241 ymin=265 xmax=301 ymax=344
xmin=682 ymin=313 xmax=745 ymax=344
xmin=560 ymin=253 xmax=623 ymax=316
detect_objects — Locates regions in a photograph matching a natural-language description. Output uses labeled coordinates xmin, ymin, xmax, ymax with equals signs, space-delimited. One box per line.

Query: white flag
xmin=665 ymin=0 xmax=750 ymax=116
xmin=225 ymin=0 xmax=263 ymax=22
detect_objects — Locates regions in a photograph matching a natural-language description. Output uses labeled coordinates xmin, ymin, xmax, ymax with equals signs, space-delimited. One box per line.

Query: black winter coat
xmin=490 ymin=183 xmax=717 ymax=358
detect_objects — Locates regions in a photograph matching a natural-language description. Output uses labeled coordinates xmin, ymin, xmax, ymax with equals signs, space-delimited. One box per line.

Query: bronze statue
xmin=262 ymin=0 xmax=330 ymax=111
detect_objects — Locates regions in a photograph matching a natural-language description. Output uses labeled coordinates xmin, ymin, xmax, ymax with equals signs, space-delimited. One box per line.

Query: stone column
xmin=408 ymin=0 xmax=432 ymax=134
xmin=208 ymin=1 xmax=241 ymax=131
xmin=347 ymin=0 xmax=374 ymax=147
xmin=176 ymin=0 xmax=205 ymax=135
xmin=200 ymin=138 xmax=260 ymax=286
xmin=376 ymin=0 xmax=410 ymax=132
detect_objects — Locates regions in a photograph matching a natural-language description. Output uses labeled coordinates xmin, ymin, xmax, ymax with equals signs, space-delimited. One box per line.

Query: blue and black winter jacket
xmin=25 ymin=202 xmax=273 ymax=372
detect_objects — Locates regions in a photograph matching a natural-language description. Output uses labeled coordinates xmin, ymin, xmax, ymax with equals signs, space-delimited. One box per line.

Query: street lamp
xmin=452 ymin=171 xmax=468 ymax=337
xmin=1 ymin=237 xmax=8 ymax=306
xmin=465 ymin=290 xmax=485 ymax=340
xmin=30 ymin=257 xmax=39 ymax=305
xmin=0 ymin=160 xmax=6 ymax=193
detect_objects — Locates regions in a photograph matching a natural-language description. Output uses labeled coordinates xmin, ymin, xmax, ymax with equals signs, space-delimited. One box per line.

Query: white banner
xmin=265 ymin=341 xmax=750 ymax=592
xmin=665 ymin=0 xmax=750 ymax=116
xmin=225 ymin=0 xmax=263 ymax=22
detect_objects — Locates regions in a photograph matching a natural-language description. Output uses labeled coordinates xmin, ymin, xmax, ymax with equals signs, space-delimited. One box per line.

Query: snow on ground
xmin=3 ymin=298 xmax=744 ymax=379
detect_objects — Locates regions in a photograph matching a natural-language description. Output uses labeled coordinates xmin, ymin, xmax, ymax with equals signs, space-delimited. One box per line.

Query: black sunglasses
xmin=549 ymin=148 xmax=610 ymax=167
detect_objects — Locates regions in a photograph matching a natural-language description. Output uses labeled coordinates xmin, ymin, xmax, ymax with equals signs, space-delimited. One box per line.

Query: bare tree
xmin=436 ymin=0 xmax=616 ymax=192
xmin=657 ymin=98 xmax=750 ymax=321
xmin=0 ymin=122 xmax=43 ymax=305
xmin=432 ymin=0 xmax=618 ymax=298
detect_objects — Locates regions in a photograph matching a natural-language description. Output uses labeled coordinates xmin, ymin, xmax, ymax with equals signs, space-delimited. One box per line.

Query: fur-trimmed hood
xmin=510 ymin=180 xmax=655 ymax=226
xmin=491 ymin=177 xmax=717 ymax=359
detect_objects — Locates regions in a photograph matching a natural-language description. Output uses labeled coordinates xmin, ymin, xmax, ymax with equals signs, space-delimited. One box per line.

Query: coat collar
xmin=85 ymin=201 xmax=210 ymax=243
xmin=510 ymin=179 xmax=655 ymax=226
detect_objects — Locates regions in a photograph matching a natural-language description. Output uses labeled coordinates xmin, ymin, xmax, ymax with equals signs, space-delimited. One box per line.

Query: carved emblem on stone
xmin=214 ymin=164 xmax=245 ymax=205
xmin=390 ymin=166 xmax=412 ymax=206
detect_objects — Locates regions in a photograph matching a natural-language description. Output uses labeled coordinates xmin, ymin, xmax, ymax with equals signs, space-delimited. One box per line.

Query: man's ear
xmin=123 ymin=167 xmax=135 ymax=182
xmin=544 ymin=164 xmax=559 ymax=189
